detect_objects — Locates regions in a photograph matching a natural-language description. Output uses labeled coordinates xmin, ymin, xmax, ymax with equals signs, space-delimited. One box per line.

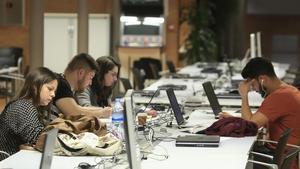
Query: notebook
xmin=40 ymin=128 xmax=58 ymax=169
xmin=175 ymin=135 xmax=220 ymax=147
xmin=166 ymin=88 xmax=192 ymax=128
xmin=202 ymin=81 xmax=222 ymax=119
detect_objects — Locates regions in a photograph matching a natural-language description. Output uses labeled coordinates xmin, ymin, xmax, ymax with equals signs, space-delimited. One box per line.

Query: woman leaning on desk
xmin=0 ymin=67 xmax=58 ymax=161
xmin=76 ymin=56 xmax=120 ymax=107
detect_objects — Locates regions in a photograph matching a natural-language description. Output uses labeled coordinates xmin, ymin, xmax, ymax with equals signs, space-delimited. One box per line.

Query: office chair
xmin=133 ymin=58 xmax=162 ymax=80
xmin=0 ymin=47 xmax=24 ymax=102
xmin=120 ymin=78 xmax=133 ymax=91
xmin=246 ymin=146 xmax=300 ymax=169
xmin=149 ymin=62 xmax=160 ymax=79
xmin=131 ymin=68 xmax=145 ymax=90
xmin=280 ymin=147 xmax=300 ymax=169
xmin=247 ymin=128 xmax=292 ymax=169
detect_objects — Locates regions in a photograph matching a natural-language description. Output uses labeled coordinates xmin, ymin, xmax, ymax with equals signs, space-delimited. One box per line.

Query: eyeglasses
xmin=109 ymin=71 xmax=118 ymax=77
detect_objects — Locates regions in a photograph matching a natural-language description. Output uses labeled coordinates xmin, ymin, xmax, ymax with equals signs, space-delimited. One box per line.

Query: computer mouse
xmin=77 ymin=162 xmax=95 ymax=169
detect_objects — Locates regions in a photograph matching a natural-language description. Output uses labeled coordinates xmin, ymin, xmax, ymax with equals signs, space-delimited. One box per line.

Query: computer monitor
xmin=40 ymin=128 xmax=58 ymax=169
xmin=123 ymin=89 xmax=141 ymax=169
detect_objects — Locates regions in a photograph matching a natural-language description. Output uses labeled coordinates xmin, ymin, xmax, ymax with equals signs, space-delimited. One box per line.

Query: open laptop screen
xmin=40 ymin=128 xmax=58 ymax=169
xmin=124 ymin=89 xmax=141 ymax=169
xmin=202 ymin=81 xmax=222 ymax=118
xmin=166 ymin=88 xmax=185 ymax=125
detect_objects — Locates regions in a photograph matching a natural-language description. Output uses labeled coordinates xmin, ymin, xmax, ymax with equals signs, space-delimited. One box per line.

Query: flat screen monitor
xmin=124 ymin=89 xmax=141 ymax=169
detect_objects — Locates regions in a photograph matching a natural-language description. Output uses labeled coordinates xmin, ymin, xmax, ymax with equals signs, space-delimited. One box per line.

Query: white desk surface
xmin=141 ymin=77 xmax=263 ymax=107
xmin=140 ymin=108 xmax=255 ymax=169
xmin=0 ymin=110 xmax=256 ymax=169
xmin=0 ymin=135 xmax=254 ymax=169
xmin=142 ymin=136 xmax=254 ymax=169
xmin=0 ymin=150 xmax=128 ymax=169
xmin=1 ymin=63 xmax=265 ymax=169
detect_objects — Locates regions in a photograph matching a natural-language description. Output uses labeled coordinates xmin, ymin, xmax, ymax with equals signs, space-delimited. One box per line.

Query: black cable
xmin=142 ymin=88 xmax=160 ymax=113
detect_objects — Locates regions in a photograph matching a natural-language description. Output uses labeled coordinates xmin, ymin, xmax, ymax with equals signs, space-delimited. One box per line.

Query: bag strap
xmin=57 ymin=131 xmax=83 ymax=153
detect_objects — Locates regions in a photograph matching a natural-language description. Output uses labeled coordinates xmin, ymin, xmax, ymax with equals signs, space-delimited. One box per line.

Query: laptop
xmin=123 ymin=89 xmax=141 ymax=169
xmin=166 ymin=88 xmax=192 ymax=128
xmin=158 ymin=84 xmax=187 ymax=90
xmin=175 ymin=135 xmax=220 ymax=147
xmin=40 ymin=128 xmax=58 ymax=169
xmin=202 ymin=81 xmax=222 ymax=119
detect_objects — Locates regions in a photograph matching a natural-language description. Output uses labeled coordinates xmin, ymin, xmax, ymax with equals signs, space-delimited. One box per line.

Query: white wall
xmin=44 ymin=13 xmax=78 ymax=73
xmin=44 ymin=13 xmax=111 ymax=73
xmin=88 ymin=14 xmax=111 ymax=59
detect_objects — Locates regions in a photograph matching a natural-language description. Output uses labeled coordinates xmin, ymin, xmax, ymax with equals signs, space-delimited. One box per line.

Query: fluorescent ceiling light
xmin=144 ymin=17 xmax=164 ymax=24
xmin=124 ymin=21 xmax=141 ymax=25
xmin=143 ymin=21 xmax=161 ymax=26
xmin=120 ymin=16 xmax=138 ymax=22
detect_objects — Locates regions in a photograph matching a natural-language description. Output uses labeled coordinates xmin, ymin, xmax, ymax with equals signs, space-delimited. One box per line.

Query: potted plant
xmin=183 ymin=0 xmax=218 ymax=64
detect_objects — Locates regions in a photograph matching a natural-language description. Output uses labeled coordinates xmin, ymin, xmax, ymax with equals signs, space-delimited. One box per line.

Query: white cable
xmin=142 ymin=144 xmax=169 ymax=161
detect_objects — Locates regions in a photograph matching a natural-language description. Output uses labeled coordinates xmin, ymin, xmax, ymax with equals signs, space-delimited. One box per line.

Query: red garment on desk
xmin=199 ymin=117 xmax=258 ymax=137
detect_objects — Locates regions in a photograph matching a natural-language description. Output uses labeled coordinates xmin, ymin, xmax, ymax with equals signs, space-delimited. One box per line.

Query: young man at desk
xmin=51 ymin=53 xmax=112 ymax=118
xmin=220 ymin=57 xmax=300 ymax=152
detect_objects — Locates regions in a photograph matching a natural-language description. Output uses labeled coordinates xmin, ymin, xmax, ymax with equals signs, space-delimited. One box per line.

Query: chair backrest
xmin=120 ymin=78 xmax=133 ymax=91
xmin=273 ymin=128 xmax=293 ymax=166
xmin=280 ymin=147 xmax=300 ymax=169
xmin=149 ymin=62 xmax=160 ymax=79
xmin=166 ymin=60 xmax=176 ymax=73
xmin=133 ymin=58 xmax=162 ymax=80
xmin=0 ymin=47 xmax=23 ymax=69
xmin=131 ymin=68 xmax=145 ymax=90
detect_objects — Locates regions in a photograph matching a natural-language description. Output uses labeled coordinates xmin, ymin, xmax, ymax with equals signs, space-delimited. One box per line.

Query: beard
xmin=77 ymin=79 xmax=86 ymax=93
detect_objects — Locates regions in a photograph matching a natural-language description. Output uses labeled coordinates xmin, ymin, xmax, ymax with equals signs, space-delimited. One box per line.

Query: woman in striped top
xmin=0 ymin=67 xmax=58 ymax=161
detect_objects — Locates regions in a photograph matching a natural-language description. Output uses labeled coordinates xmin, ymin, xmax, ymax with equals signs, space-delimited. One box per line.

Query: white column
xmin=78 ymin=0 xmax=88 ymax=53
xmin=29 ymin=0 xmax=44 ymax=69
xmin=250 ymin=33 xmax=256 ymax=58
xmin=256 ymin=32 xmax=262 ymax=57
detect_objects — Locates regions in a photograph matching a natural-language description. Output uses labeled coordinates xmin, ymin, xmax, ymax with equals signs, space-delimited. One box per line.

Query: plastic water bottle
xmin=111 ymin=98 xmax=124 ymax=140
